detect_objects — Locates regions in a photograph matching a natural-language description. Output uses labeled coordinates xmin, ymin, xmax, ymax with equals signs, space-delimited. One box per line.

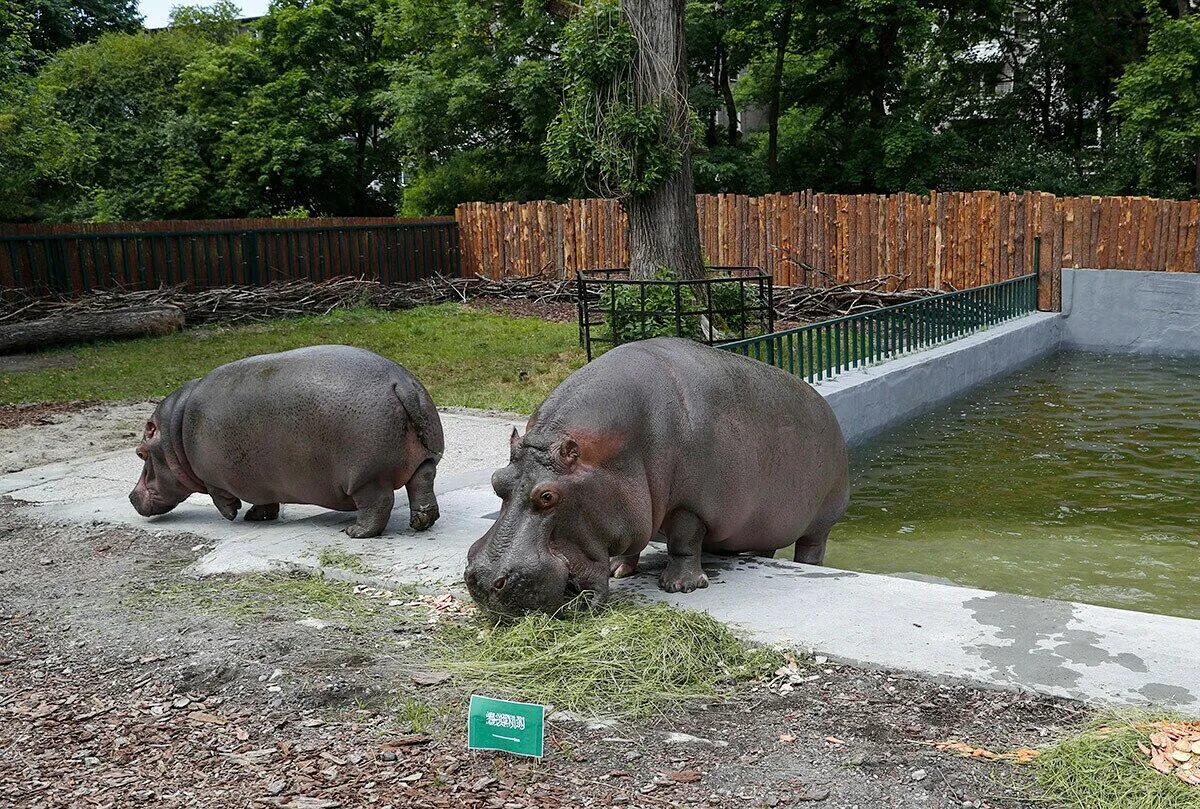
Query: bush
xmin=596 ymin=269 xmax=768 ymax=347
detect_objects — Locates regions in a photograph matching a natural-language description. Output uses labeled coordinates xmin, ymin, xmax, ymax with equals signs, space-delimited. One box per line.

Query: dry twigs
xmin=0 ymin=275 xmax=580 ymax=327
xmin=0 ymin=272 xmax=934 ymax=332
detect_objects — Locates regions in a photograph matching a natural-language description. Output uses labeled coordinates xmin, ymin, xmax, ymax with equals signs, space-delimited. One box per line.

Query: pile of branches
xmin=0 ymin=272 xmax=939 ymax=332
xmin=773 ymin=275 xmax=937 ymax=323
xmin=0 ymin=274 xmax=579 ymax=327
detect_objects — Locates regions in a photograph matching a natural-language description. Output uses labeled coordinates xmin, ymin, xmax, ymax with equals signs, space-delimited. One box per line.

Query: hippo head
xmin=129 ymin=416 xmax=193 ymax=517
xmin=465 ymin=427 xmax=648 ymax=616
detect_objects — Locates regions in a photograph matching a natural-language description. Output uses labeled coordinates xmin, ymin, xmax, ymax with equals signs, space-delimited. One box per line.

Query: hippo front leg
xmin=405 ymin=459 xmax=440 ymax=531
xmin=346 ymin=483 xmax=394 ymax=539
xmin=208 ymin=487 xmax=242 ymax=521
xmin=659 ymin=509 xmax=709 ymax=594
xmin=245 ymin=503 xmax=280 ymax=522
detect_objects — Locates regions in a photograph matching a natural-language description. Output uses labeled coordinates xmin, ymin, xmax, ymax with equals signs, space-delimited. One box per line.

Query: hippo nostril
xmin=493 ymin=576 xmax=507 ymax=591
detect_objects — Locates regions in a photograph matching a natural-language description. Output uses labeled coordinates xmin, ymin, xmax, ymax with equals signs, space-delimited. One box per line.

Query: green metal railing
xmin=719 ymin=271 xmax=1040 ymax=383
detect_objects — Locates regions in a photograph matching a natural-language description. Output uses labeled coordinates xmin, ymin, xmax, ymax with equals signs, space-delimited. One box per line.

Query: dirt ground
xmin=0 ymin=496 xmax=1087 ymax=809
xmin=0 ymin=400 xmax=150 ymax=472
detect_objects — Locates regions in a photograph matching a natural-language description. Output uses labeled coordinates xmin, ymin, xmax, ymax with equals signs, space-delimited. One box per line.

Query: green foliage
xmin=23 ymin=27 xmax=226 ymax=221
xmin=399 ymin=146 xmax=557 ymax=216
xmin=437 ymin=599 xmax=781 ymax=717
xmin=1 ymin=0 xmax=35 ymax=79
xmin=1113 ymin=4 xmax=1200 ymax=197
xmin=0 ymin=304 xmax=583 ymax=413
xmin=381 ymin=0 xmax=567 ymax=215
xmin=544 ymin=0 xmax=686 ymax=198
xmin=597 ymin=271 xmax=767 ymax=346
xmin=5 ymin=0 xmax=1199 ymax=222
xmin=25 ymin=0 xmax=141 ymax=66
xmin=598 ymin=270 xmax=694 ymax=344
xmin=692 ymin=143 xmax=772 ymax=194
xmin=169 ymin=0 xmax=242 ymax=43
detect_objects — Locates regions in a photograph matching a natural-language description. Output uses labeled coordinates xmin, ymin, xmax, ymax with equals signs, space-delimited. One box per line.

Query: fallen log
xmin=0 ymin=305 xmax=185 ymax=354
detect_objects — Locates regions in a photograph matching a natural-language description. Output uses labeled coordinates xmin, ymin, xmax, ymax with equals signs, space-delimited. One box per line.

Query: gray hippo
xmin=465 ymin=336 xmax=849 ymax=614
xmin=129 ymin=345 xmax=443 ymax=538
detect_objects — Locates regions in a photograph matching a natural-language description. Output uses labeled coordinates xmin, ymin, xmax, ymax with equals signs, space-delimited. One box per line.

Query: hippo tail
xmin=391 ymin=378 xmax=445 ymax=461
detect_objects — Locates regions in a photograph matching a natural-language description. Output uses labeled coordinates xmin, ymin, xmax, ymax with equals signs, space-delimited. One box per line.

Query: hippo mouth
xmin=129 ymin=489 xmax=180 ymax=517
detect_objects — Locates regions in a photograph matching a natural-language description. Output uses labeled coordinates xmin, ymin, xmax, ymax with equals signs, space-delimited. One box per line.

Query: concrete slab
xmin=3 ymin=448 xmax=1197 ymax=715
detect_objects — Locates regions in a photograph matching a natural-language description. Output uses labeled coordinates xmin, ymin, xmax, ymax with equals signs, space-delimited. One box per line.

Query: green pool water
xmin=823 ymin=351 xmax=1200 ymax=620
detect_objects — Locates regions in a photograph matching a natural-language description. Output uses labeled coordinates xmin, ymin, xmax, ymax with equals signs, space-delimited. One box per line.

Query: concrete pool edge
xmin=814 ymin=312 xmax=1063 ymax=445
xmin=1062 ymin=268 xmax=1200 ymax=356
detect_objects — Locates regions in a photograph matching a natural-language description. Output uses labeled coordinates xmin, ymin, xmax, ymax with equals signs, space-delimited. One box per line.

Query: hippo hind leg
xmin=793 ymin=526 xmax=831 ymax=565
xmin=405 ymin=459 xmax=440 ymax=531
xmin=658 ymin=509 xmax=710 ymax=594
xmin=245 ymin=503 xmax=280 ymax=522
xmin=345 ymin=483 xmax=394 ymax=538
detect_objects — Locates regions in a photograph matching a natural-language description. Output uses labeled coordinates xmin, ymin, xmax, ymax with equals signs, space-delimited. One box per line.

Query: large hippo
xmin=465 ymin=336 xmax=849 ymax=614
xmin=129 ymin=345 xmax=443 ymax=538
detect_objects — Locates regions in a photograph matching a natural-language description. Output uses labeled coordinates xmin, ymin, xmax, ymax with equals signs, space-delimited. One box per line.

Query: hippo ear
xmin=554 ymin=431 xmax=624 ymax=473
xmin=144 ymin=421 xmax=158 ymax=441
xmin=557 ymin=438 xmax=580 ymax=471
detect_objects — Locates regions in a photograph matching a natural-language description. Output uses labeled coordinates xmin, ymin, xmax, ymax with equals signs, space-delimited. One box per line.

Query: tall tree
xmin=381 ymin=0 xmax=566 ymax=214
xmin=546 ymin=0 xmax=705 ymax=279
xmin=27 ymin=0 xmax=141 ymax=65
xmin=623 ymin=0 xmax=705 ymax=279
xmin=1113 ymin=0 xmax=1200 ymax=195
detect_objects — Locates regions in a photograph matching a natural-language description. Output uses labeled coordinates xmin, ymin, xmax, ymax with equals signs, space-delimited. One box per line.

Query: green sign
xmin=467 ymin=695 xmax=545 ymax=759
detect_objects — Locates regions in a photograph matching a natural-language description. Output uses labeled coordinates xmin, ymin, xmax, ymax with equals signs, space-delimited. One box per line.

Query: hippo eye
xmin=136 ymin=446 xmax=149 ymax=461
xmin=533 ymin=488 xmax=560 ymax=509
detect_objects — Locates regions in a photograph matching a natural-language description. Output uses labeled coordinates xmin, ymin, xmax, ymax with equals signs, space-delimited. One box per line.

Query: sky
xmin=139 ymin=0 xmax=270 ymax=29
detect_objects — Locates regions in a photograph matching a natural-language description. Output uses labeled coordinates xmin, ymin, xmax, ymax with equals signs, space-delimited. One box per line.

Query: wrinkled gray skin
xmin=465 ymin=337 xmax=849 ymax=615
xmin=129 ymin=345 xmax=444 ymax=538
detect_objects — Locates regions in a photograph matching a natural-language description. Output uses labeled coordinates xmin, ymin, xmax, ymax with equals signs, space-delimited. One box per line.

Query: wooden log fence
xmin=456 ymin=191 xmax=1200 ymax=311
xmin=0 ymin=216 xmax=460 ymax=296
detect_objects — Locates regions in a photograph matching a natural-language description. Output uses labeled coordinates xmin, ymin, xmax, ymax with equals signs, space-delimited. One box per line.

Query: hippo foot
xmin=344 ymin=523 xmax=384 ymax=539
xmin=214 ymin=498 xmax=241 ymax=521
xmin=245 ymin=503 xmax=280 ymax=522
xmin=658 ymin=563 xmax=709 ymax=594
xmin=609 ymin=555 xmax=639 ymax=579
xmin=409 ymin=505 xmax=439 ymax=531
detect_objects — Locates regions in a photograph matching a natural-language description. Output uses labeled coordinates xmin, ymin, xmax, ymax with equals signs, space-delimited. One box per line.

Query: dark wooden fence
xmin=0 ymin=217 xmax=460 ymax=295
xmin=457 ymin=191 xmax=1200 ymax=311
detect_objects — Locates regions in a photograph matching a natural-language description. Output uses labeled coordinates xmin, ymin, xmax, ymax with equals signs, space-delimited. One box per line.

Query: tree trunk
xmin=0 ymin=306 xmax=185 ymax=355
xmin=621 ymin=0 xmax=706 ymax=281
xmin=718 ymin=43 xmax=738 ymax=146
xmin=767 ymin=0 xmax=795 ymax=175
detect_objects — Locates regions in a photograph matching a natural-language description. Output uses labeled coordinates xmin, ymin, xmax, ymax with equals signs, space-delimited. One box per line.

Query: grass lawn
xmin=0 ymin=304 xmax=584 ymax=413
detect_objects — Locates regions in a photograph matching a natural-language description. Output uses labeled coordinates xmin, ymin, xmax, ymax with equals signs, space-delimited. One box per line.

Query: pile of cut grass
xmin=436 ymin=600 xmax=779 ymax=717
xmin=1036 ymin=713 xmax=1200 ymax=809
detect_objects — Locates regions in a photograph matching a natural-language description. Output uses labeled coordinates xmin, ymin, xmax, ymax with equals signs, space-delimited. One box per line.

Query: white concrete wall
xmin=1062 ymin=268 xmax=1200 ymax=356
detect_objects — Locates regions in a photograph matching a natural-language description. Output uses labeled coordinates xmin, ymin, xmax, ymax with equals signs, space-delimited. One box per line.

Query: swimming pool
xmin=824 ymin=351 xmax=1200 ymax=620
